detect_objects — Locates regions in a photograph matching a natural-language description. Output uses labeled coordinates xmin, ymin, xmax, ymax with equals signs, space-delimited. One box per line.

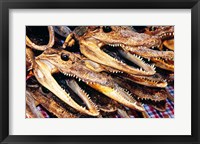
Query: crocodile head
xmin=35 ymin=48 xmax=145 ymax=112
xmin=34 ymin=49 xmax=99 ymax=116
xmin=145 ymin=26 xmax=174 ymax=40
xmin=114 ymin=77 xmax=168 ymax=112
xmin=73 ymin=26 xmax=174 ymax=75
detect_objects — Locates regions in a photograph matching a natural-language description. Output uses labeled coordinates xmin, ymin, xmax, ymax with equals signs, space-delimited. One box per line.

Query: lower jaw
xmin=135 ymin=96 xmax=167 ymax=111
xmin=150 ymin=58 xmax=174 ymax=72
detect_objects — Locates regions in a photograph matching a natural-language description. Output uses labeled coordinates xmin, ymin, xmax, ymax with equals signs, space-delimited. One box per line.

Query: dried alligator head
xmin=114 ymin=77 xmax=168 ymax=112
xmin=144 ymin=26 xmax=174 ymax=71
xmin=26 ymin=84 xmax=77 ymax=118
xmin=66 ymin=26 xmax=174 ymax=75
xmin=33 ymin=50 xmax=99 ymax=116
xmin=35 ymin=48 xmax=145 ymax=112
xmin=144 ymin=26 xmax=174 ymax=40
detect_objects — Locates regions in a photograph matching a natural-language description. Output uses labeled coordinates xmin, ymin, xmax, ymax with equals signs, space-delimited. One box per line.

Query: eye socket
xmin=61 ymin=53 xmax=69 ymax=61
xmin=149 ymin=26 xmax=156 ymax=31
xmin=41 ymin=86 xmax=50 ymax=94
xmin=102 ymin=26 xmax=112 ymax=33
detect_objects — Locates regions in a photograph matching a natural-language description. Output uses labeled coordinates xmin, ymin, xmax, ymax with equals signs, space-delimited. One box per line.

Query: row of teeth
xmin=136 ymin=96 xmax=163 ymax=102
xmin=108 ymin=43 xmax=128 ymax=49
xmin=108 ymin=43 xmax=158 ymax=50
xmin=116 ymin=87 xmax=139 ymax=105
xmin=63 ymin=73 xmax=97 ymax=85
xmin=113 ymin=57 xmax=126 ymax=66
xmin=113 ymin=55 xmax=149 ymax=73
xmin=79 ymin=88 xmax=99 ymax=109
xmin=132 ymin=54 xmax=143 ymax=61
xmin=159 ymin=32 xmax=174 ymax=39
xmin=60 ymin=86 xmax=97 ymax=111
xmin=154 ymin=57 xmax=173 ymax=61
xmin=140 ymin=77 xmax=167 ymax=83
xmin=60 ymin=87 xmax=90 ymax=111
xmin=132 ymin=54 xmax=156 ymax=71
xmin=111 ymin=70 xmax=123 ymax=74
xmin=107 ymin=44 xmax=157 ymax=73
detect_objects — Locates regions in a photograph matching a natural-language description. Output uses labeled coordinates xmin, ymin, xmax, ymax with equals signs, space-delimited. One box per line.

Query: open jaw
xmin=80 ymin=40 xmax=156 ymax=76
xmin=150 ymin=57 xmax=174 ymax=72
xmin=34 ymin=59 xmax=99 ymax=116
xmin=70 ymin=79 xmax=118 ymax=114
xmin=131 ymin=84 xmax=167 ymax=111
xmin=136 ymin=98 xmax=167 ymax=112
xmin=86 ymin=82 xmax=145 ymax=112
xmin=125 ymin=46 xmax=174 ymax=72
xmin=144 ymin=26 xmax=174 ymax=40
xmin=114 ymin=77 xmax=168 ymax=111
xmin=59 ymin=64 xmax=145 ymax=112
xmin=35 ymin=48 xmax=145 ymax=112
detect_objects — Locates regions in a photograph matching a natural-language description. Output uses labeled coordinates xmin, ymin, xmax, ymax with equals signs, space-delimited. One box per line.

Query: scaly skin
xmin=33 ymin=58 xmax=100 ymax=116
xmin=64 ymin=26 xmax=174 ymax=75
xmin=144 ymin=26 xmax=174 ymax=40
xmin=25 ymin=46 xmax=99 ymax=116
xmin=114 ymin=77 xmax=168 ymax=112
xmin=115 ymin=72 xmax=168 ymax=88
xmin=26 ymin=86 xmax=77 ymax=118
xmin=144 ymin=26 xmax=174 ymax=71
xmin=35 ymin=48 xmax=145 ymax=112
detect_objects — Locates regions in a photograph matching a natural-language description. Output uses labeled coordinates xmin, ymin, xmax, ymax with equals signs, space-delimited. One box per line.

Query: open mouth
xmin=61 ymin=71 xmax=145 ymax=112
xmin=102 ymin=46 xmax=141 ymax=69
xmin=151 ymin=57 xmax=174 ymax=72
xmin=135 ymin=96 xmax=167 ymax=112
xmin=101 ymin=42 xmax=173 ymax=73
xmin=131 ymin=85 xmax=168 ymax=112
xmin=101 ymin=45 xmax=156 ymax=75
xmin=77 ymin=80 xmax=118 ymax=113
xmin=80 ymin=40 xmax=156 ymax=76
xmin=53 ymin=74 xmax=99 ymax=116
xmin=113 ymin=76 xmax=167 ymax=112
xmin=34 ymin=59 xmax=100 ymax=116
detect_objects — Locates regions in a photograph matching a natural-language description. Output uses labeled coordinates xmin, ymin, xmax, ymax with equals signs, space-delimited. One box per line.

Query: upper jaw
xmin=112 ymin=43 xmax=174 ymax=72
xmin=80 ymin=40 xmax=156 ymax=76
xmin=118 ymin=73 xmax=168 ymax=88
